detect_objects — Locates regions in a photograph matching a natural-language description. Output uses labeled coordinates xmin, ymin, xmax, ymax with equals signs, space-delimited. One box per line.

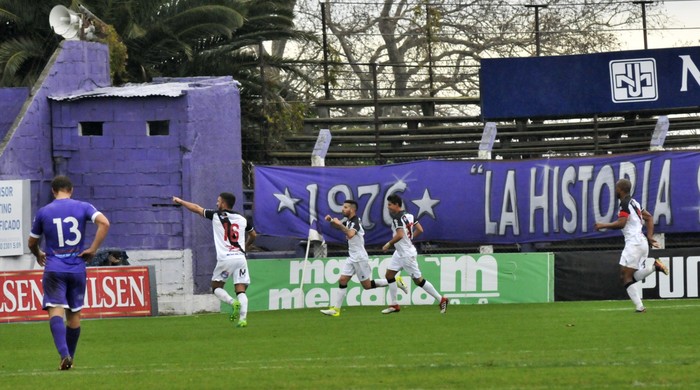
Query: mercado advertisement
xmin=223 ymin=253 xmax=554 ymax=312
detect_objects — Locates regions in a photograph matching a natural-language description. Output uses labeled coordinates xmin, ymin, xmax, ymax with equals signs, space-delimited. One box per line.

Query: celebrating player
xmin=381 ymin=194 xmax=448 ymax=314
xmin=28 ymin=175 xmax=110 ymax=370
xmin=173 ymin=193 xmax=256 ymax=327
xmin=320 ymin=199 xmax=389 ymax=317
xmin=594 ymin=178 xmax=668 ymax=312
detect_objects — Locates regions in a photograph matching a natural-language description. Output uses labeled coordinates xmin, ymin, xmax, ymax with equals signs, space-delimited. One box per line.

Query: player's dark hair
xmin=51 ymin=175 xmax=73 ymax=192
xmin=387 ymin=194 xmax=403 ymax=207
xmin=617 ymin=179 xmax=632 ymax=194
xmin=344 ymin=199 xmax=358 ymax=210
xmin=220 ymin=192 xmax=236 ymax=209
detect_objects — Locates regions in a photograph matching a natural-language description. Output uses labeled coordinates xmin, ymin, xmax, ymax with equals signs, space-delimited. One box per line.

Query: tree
xmin=176 ymin=0 xmax=316 ymax=161
xmin=80 ymin=0 xmax=247 ymax=83
xmin=0 ymin=0 xmax=61 ymax=87
xmin=0 ymin=0 xmax=247 ymax=87
xmin=289 ymin=0 xmax=668 ymax=104
xmin=0 ymin=0 xmax=311 ymax=162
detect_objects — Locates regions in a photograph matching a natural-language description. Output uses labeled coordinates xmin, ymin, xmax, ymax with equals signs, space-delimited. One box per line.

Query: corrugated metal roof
xmin=49 ymin=81 xmax=195 ymax=101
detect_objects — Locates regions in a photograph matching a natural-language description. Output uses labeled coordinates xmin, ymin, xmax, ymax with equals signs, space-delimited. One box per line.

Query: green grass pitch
xmin=2 ymin=299 xmax=699 ymax=389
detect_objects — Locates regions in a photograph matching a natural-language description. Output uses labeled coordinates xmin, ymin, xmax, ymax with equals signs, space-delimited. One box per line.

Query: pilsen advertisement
xmin=0 ymin=266 xmax=157 ymax=323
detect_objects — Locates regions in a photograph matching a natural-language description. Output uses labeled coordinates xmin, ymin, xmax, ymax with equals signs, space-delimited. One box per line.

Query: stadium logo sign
xmin=609 ymin=58 xmax=658 ymax=103
xmin=640 ymin=256 xmax=700 ymax=299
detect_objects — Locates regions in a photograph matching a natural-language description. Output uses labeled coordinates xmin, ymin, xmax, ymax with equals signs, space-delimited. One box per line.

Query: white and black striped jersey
xmin=618 ymin=195 xmax=646 ymax=244
xmin=203 ymin=209 xmax=253 ymax=261
xmin=390 ymin=210 xmax=418 ymax=258
xmin=342 ymin=215 xmax=368 ymax=262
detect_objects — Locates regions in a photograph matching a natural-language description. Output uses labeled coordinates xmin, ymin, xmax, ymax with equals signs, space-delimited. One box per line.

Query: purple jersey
xmin=30 ymin=198 xmax=102 ymax=273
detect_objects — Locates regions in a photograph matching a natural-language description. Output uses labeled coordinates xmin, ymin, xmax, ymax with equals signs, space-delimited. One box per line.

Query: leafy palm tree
xmin=0 ymin=0 xmax=313 ymax=161
xmin=80 ymin=0 xmax=247 ymax=82
xmin=0 ymin=0 xmax=62 ymax=87
xmin=180 ymin=0 xmax=316 ymax=160
xmin=0 ymin=0 xmax=247 ymax=86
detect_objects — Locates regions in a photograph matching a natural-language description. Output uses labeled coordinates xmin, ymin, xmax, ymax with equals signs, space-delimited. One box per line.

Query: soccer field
xmin=2 ymin=299 xmax=699 ymax=389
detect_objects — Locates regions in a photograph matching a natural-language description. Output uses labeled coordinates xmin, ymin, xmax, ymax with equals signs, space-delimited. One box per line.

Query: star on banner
xmin=273 ymin=187 xmax=301 ymax=213
xmin=411 ymin=189 xmax=440 ymax=220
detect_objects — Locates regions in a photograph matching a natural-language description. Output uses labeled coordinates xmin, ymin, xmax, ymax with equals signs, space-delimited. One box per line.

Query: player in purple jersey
xmin=173 ymin=192 xmax=256 ymax=327
xmin=594 ymin=179 xmax=668 ymax=312
xmin=28 ymin=176 xmax=110 ymax=370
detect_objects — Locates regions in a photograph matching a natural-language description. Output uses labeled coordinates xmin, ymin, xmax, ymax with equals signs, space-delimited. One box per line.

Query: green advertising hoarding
xmin=223 ymin=253 xmax=554 ymax=312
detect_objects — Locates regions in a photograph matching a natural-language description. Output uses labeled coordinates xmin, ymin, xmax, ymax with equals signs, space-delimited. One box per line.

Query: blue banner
xmin=480 ymin=46 xmax=700 ymax=119
xmin=254 ymin=151 xmax=700 ymax=245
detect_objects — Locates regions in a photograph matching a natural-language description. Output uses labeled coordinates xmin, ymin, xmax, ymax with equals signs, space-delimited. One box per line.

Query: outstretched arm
xmin=173 ymin=196 xmax=204 ymax=216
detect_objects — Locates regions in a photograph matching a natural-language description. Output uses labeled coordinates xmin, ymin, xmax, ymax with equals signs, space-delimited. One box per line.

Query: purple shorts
xmin=42 ymin=271 xmax=87 ymax=312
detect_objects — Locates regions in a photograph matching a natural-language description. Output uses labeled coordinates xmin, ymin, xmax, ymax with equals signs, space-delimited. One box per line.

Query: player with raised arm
xmin=320 ymin=199 xmax=389 ymax=317
xmin=381 ymin=194 xmax=448 ymax=314
xmin=173 ymin=193 xmax=256 ymax=327
xmin=28 ymin=175 xmax=110 ymax=370
xmin=594 ymin=179 xmax=668 ymax=312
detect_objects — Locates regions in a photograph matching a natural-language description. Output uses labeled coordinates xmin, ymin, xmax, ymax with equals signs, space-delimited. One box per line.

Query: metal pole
xmin=371 ymin=62 xmax=381 ymax=164
xmin=593 ymin=115 xmax=600 ymax=155
xmin=320 ymin=2 xmax=331 ymax=99
xmin=633 ymin=1 xmax=653 ymax=50
xmin=426 ymin=3 xmax=435 ymax=97
xmin=525 ymin=5 xmax=548 ymax=56
xmin=259 ymin=41 xmax=268 ymax=160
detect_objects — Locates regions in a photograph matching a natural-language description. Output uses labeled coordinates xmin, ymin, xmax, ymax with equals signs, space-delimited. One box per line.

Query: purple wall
xmin=0 ymin=88 xmax=29 ymax=141
xmin=0 ymin=41 xmax=110 ymax=202
xmin=0 ymin=41 xmax=243 ymax=294
xmin=50 ymin=96 xmax=188 ymax=249
xmin=180 ymin=84 xmax=243 ymax=291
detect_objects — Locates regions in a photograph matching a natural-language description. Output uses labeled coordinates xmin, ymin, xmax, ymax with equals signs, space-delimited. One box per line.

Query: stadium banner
xmin=555 ymin=248 xmax=700 ymax=301
xmin=223 ymin=253 xmax=554 ymax=312
xmin=254 ymin=150 xmax=699 ymax=245
xmin=480 ymin=46 xmax=700 ymax=119
xmin=0 ymin=266 xmax=158 ymax=323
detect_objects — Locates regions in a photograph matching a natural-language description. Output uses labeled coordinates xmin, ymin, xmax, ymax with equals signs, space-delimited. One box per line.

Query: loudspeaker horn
xmin=49 ymin=5 xmax=81 ymax=40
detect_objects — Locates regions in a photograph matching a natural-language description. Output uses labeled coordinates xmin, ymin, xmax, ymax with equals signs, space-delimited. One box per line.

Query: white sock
xmin=626 ymin=282 xmax=644 ymax=310
xmin=334 ymin=287 xmax=348 ymax=309
xmin=634 ymin=264 xmax=655 ymax=282
xmin=237 ymin=293 xmax=248 ymax=320
xmin=388 ymin=281 xmax=398 ymax=305
xmin=373 ymin=279 xmax=388 ymax=287
xmin=214 ymin=287 xmax=234 ymax=305
xmin=421 ymin=280 xmax=442 ymax=302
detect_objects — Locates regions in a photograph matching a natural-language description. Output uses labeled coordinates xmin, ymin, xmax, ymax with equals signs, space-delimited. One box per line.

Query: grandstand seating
xmin=269 ymin=97 xmax=700 ymax=164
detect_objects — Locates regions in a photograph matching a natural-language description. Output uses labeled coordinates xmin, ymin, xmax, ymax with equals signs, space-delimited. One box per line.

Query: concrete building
xmin=0 ymin=40 xmax=244 ymax=314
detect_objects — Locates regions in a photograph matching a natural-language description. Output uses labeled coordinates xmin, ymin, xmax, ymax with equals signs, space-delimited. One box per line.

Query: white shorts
xmin=211 ymin=255 xmax=250 ymax=285
xmin=387 ymin=252 xmax=422 ymax=279
xmin=341 ymin=258 xmax=372 ymax=281
xmin=619 ymin=241 xmax=649 ymax=269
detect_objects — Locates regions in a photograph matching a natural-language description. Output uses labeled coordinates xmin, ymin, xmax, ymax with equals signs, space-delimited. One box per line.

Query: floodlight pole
xmin=320 ymin=2 xmax=331 ymax=100
xmin=426 ymin=3 xmax=435 ymax=97
xmin=633 ymin=1 xmax=653 ymax=50
xmin=525 ymin=4 xmax=548 ymax=56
